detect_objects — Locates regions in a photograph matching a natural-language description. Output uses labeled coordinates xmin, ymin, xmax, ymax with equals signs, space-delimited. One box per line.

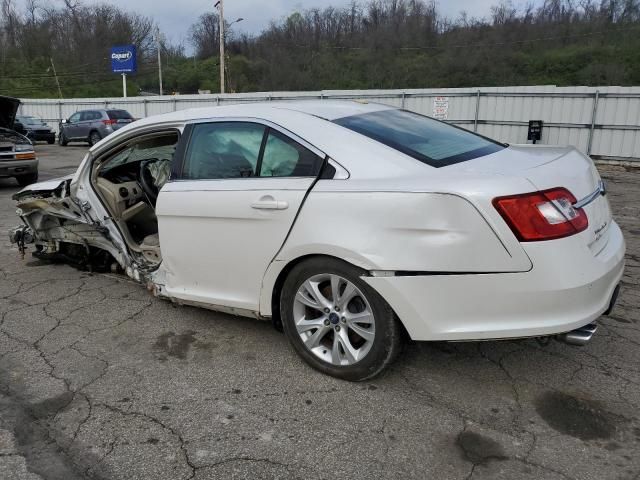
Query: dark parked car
xmin=0 ymin=96 xmax=38 ymax=186
xmin=14 ymin=115 xmax=56 ymax=144
xmin=58 ymin=109 xmax=134 ymax=146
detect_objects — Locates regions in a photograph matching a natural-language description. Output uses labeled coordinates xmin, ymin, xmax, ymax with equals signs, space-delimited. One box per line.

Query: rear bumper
xmin=0 ymin=159 xmax=38 ymax=178
xmin=364 ymin=221 xmax=625 ymax=341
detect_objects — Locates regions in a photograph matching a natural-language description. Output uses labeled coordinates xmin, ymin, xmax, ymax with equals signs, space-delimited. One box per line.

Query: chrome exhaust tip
xmin=558 ymin=322 xmax=598 ymax=346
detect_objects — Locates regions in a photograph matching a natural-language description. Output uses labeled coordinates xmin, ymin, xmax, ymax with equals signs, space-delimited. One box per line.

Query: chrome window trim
xmin=328 ymin=158 xmax=350 ymax=180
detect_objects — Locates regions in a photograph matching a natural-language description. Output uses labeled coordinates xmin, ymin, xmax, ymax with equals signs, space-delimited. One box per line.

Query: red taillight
xmin=102 ymin=119 xmax=117 ymax=125
xmin=493 ymin=187 xmax=588 ymax=242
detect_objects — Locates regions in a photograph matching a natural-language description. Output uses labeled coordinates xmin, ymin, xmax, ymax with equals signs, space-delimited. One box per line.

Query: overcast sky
xmin=129 ymin=0 xmax=504 ymax=45
xmin=22 ymin=0 xmax=539 ymax=47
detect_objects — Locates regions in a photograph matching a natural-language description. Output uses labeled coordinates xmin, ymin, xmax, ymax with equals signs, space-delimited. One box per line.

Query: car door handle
xmin=251 ymin=196 xmax=289 ymax=210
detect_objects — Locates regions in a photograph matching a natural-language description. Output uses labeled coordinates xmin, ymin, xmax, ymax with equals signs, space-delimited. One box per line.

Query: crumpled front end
xmin=10 ymin=176 xmax=127 ymax=272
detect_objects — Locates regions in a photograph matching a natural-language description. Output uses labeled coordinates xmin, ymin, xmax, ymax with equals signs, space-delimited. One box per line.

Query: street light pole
xmin=217 ymin=0 xmax=225 ymax=94
xmin=156 ymin=26 xmax=164 ymax=96
xmin=50 ymin=57 xmax=63 ymax=99
xmin=215 ymin=2 xmax=243 ymax=94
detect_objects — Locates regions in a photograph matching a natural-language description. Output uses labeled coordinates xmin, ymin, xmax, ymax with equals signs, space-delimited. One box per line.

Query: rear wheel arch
xmin=269 ymin=254 xmax=407 ymax=335
xmin=270 ymin=255 xmax=368 ymax=331
xmin=277 ymin=255 xmax=404 ymax=380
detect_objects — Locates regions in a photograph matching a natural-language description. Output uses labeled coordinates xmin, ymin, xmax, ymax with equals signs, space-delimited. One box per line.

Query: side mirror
xmin=61 ymin=119 xmax=68 ymax=124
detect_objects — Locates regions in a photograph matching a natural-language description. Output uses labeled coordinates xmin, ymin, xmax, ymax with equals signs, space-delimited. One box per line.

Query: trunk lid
xmin=449 ymin=144 xmax=612 ymax=255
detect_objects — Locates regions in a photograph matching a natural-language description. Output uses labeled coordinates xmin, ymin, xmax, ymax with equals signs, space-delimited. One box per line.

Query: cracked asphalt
xmin=0 ymin=144 xmax=639 ymax=480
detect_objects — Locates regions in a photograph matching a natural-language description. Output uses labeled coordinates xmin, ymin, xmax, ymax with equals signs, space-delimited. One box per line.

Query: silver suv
xmin=59 ymin=109 xmax=134 ymax=146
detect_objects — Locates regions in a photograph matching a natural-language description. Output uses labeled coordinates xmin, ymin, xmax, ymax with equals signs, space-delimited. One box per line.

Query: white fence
xmin=19 ymin=85 xmax=640 ymax=160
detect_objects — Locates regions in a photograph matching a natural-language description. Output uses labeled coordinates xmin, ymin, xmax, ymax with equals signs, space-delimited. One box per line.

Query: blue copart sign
xmin=111 ymin=45 xmax=137 ymax=73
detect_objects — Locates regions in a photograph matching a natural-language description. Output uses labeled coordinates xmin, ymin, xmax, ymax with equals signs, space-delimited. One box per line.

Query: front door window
xmin=182 ymin=122 xmax=265 ymax=179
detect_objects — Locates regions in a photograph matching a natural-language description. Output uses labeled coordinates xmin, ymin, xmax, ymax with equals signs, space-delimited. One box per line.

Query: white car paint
xmin=11 ymin=100 xmax=625 ymax=344
xmin=365 ymin=222 xmax=624 ymax=340
xmin=158 ymin=177 xmax=315 ymax=312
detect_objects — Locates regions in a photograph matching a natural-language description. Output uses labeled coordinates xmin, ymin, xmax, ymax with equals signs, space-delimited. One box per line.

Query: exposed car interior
xmin=92 ymin=131 xmax=178 ymax=265
xmin=91 ymin=124 xmax=323 ymax=267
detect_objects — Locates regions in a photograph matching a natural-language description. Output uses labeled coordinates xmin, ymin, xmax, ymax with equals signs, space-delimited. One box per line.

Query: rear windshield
xmin=334 ymin=109 xmax=505 ymax=167
xmin=107 ymin=110 xmax=133 ymax=120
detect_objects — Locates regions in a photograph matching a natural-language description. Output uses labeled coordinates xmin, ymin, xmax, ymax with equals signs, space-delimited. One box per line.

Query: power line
xmin=1 ymin=69 xmax=160 ymax=95
xmin=0 ymin=65 xmax=159 ymax=81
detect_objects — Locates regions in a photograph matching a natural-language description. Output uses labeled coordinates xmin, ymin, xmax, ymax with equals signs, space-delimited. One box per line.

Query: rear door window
xmin=259 ymin=129 xmax=323 ymax=177
xmin=80 ymin=111 xmax=100 ymax=122
xmin=334 ymin=109 xmax=505 ymax=167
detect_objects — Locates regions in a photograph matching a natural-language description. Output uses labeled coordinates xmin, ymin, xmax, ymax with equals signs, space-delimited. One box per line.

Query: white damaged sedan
xmin=10 ymin=101 xmax=625 ymax=380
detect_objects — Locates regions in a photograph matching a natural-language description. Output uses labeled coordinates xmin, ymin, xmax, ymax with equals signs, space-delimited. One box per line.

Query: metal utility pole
xmin=122 ymin=73 xmax=127 ymax=98
xmin=216 ymin=0 xmax=225 ymax=93
xmin=156 ymin=27 xmax=164 ymax=96
xmin=50 ymin=57 xmax=63 ymax=99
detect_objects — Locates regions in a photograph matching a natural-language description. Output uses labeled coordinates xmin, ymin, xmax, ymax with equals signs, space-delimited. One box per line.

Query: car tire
xmin=47 ymin=139 xmax=55 ymax=145
xmin=280 ymin=257 xmax=402 ymax=381
xmin=89 ymin=131 xmax=101 ymax=146
xmin=16 ymin=172 xmax=38 ymax=187
xmin=58 ymin=132 xmax=68 ymax=146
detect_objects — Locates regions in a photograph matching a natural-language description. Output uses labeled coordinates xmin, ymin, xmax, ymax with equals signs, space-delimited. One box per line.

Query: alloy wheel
xmin=293 ymin=273 xmax=376 ymax=366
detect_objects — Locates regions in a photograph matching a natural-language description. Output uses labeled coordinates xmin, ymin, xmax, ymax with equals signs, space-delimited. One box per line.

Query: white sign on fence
xmin=432 ymin=96 xmax=449 ymax=120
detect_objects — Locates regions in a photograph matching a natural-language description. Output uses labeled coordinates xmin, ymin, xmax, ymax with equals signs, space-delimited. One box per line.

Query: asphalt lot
xmin=0 ymin=143 xmax=639 ymax=480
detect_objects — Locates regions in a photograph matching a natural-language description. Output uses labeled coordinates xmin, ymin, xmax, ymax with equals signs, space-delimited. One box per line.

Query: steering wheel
xmin=139 ymin=159 xmax=159 ymax=206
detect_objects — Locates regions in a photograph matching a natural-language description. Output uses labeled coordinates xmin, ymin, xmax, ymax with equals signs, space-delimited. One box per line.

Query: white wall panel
xmin=19 ymin=86 xmax=640 ymax=159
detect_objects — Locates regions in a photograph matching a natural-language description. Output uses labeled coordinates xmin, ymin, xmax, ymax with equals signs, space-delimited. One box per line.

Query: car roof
xmin=129 ymin=100 xmax=394 ymax=129
xmin=73 ymin=108 xmax=115 ymax=112
xmin=272 ymin=100 xmax=393 ymax=120
xmin=96 ymin=100 xmax=430 ymax=180
xmin=71 ymin=108 xmax=130 ymax=114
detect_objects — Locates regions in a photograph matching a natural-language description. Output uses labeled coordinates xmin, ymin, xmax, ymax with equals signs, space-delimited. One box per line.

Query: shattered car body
xmin=9 ymin=101 xmax=625 ymax=380
xmin=11 ymin=122 xmax=179 ymax=277
xmin=11 ymin=174 xmax=124 ymax=269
